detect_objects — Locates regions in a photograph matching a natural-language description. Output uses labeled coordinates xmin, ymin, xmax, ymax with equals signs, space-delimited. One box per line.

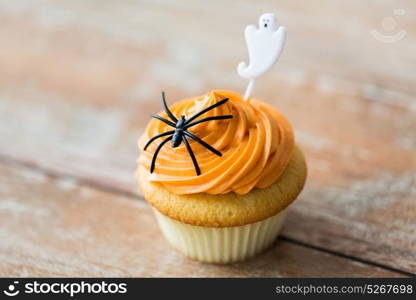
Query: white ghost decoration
xmin=237 ymin=13 xmax=286 ymax=100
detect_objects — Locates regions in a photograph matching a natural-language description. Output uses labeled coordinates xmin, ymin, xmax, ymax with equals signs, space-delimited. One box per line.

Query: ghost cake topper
xmin=237 ymin=13 xmax=287 ymax=100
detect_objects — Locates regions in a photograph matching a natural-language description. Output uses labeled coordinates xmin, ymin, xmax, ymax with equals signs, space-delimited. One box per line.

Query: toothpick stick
xmin=243 ymin=79 xmax=255 ymax=101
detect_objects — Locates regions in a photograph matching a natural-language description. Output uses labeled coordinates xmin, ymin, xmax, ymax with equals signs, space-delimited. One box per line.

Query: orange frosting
xmin=138 ymin=90 xmax=294 ymax=195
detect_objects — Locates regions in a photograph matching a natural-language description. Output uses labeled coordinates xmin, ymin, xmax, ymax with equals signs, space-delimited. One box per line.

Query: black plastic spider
xmin=144 ymin=92 xmax=233 ymax=175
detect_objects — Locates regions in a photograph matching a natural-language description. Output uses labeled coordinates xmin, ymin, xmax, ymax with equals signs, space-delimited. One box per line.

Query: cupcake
xmin=136 ymin=90 xmax=307 ymax=263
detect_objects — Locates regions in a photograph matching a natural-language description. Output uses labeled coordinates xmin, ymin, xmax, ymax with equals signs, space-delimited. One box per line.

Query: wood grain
xmin=0 ymin=161 xmax=404 ymax=277
xmin=0 ymin=0 xmax=415 ymax=275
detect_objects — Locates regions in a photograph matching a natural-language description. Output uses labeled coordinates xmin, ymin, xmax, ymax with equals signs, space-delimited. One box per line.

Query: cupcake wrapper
xmin=153 ymin=208 xmax=287 ymax=263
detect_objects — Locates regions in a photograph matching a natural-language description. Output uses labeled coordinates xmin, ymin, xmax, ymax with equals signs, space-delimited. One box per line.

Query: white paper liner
xmin=152 ymin=208 xmax=287 ymax=263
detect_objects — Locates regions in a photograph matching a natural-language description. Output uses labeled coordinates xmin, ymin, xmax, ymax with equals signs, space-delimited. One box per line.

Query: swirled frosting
xmin=138 ymin=90 xmax=294 ymax=195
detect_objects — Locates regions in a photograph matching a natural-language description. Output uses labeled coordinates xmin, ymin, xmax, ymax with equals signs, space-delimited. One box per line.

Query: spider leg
xmin=144 ymin=130 xmax=175 ymax=150
xmin=151 ymin=114 xmax=176 ymax=127
xmin=183 ymin=131 xmax=222 ymax=157
xmin=184 ymin=115 xmax=233 ymax=129
xmin=184 ymin=98 xmax=229 ymax=125
xmin=182 ymin=136 xmax=201 ymax=176
xmin=150 ymin=135 xmax=173 ymax=173
xmin=161 ymin=91 xmax=178 ymax=123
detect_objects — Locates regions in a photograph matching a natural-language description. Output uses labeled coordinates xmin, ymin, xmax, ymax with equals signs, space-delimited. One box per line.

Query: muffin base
xmin=153 ymin=208 xmax=287 ymax=263
xmin=138 ymin=145 xmax=306 ymax=227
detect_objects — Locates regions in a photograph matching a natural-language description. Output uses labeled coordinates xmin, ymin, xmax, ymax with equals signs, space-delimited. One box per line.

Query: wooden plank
xmin=0 ymin=0 xmax=415 ymax=274
xmin=1 ymin=77 xmax=414 ymax=273
xmin=0 ymin=1 xmax=415 ymax=94
xmin=0 ymin=161 xmax=404 ymax=277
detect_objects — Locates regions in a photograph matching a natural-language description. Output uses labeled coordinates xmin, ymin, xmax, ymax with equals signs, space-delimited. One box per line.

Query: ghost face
xmin=259 ymin=13 xmax=277 ymax=31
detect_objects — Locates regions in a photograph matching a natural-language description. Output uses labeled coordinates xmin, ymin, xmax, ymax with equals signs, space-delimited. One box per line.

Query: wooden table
xmin=0 ymin=1 xmax=415 ymax=277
